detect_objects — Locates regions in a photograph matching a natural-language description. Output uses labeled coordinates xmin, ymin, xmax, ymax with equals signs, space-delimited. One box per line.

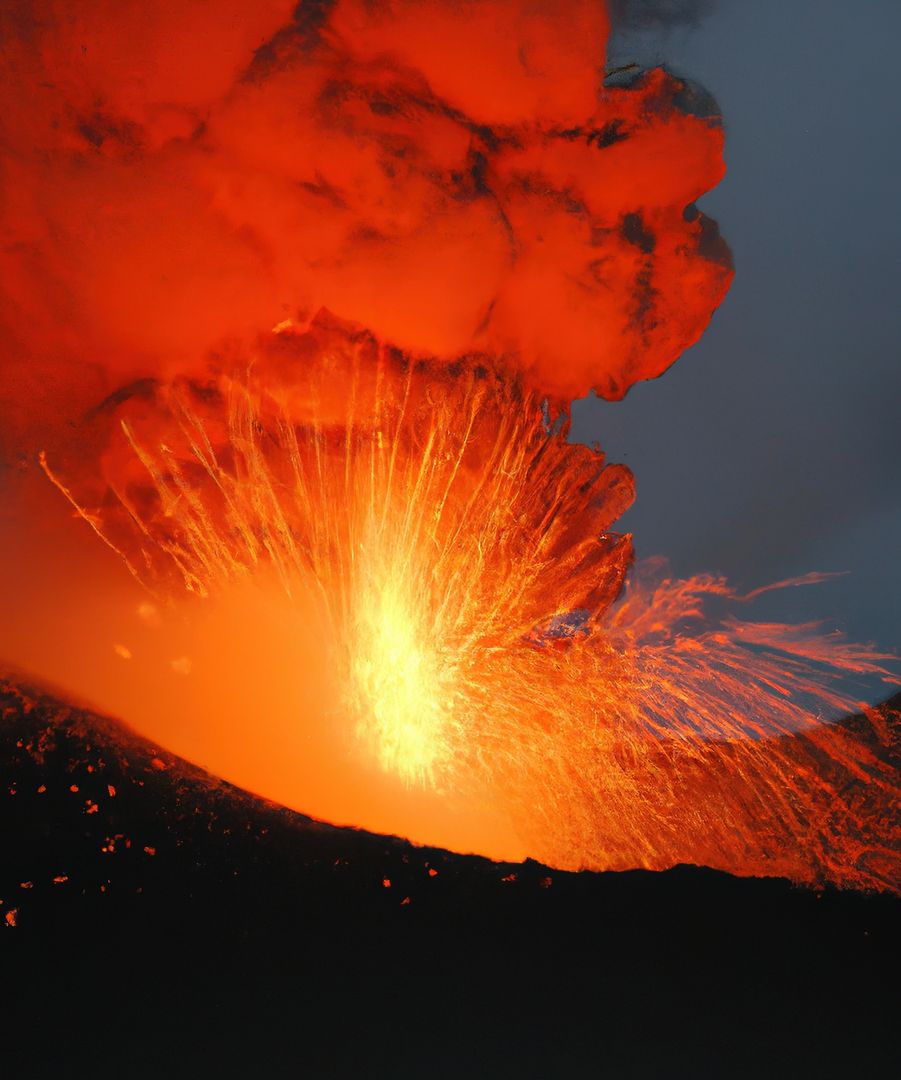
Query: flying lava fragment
xmin=0 ymin=1 xmax=898 ymax=890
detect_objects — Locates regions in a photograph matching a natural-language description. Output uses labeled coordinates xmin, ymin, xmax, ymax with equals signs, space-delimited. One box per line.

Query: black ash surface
xmin=2 ymin=673 xmax=898 ymax=972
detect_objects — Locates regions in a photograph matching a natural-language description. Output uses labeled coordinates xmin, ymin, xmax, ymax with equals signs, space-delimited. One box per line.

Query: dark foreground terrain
xmin=2 ymin=672 xmax=899 ymax=1077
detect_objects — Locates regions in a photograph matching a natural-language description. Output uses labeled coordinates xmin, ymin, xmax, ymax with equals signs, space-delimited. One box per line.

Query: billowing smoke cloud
xmin=0 ymin=0 xmax=730 ymax=461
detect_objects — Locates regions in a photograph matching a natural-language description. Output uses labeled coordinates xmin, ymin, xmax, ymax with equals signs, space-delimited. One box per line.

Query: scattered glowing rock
xmin=137 ymin=602 xmax=162 ymax=627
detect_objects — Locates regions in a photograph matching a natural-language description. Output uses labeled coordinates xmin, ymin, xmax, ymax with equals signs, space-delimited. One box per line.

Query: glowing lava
xmin=35 ymin=316 xmax=900 ymax=890
xmin=353 ymin=576 xmax=449 ymax=786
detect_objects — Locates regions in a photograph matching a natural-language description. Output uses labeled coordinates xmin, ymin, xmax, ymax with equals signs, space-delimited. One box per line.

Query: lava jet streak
xmin=0 ymin=1 xmax=899 ymax=888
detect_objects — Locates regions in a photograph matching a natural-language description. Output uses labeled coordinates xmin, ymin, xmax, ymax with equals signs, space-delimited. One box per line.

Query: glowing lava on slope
xmin=0 ymin=1 xmax=898 ymax=888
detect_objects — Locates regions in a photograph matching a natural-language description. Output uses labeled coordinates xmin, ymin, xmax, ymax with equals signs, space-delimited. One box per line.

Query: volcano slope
xmin=2 ymin=671 xmax=899 ymax=972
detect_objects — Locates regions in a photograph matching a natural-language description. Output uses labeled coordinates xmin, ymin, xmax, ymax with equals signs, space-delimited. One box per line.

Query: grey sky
xmin=572 ymin=0 xmax=901 ymax=650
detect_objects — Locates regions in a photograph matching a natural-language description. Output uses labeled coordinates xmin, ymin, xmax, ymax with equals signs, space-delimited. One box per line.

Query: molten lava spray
xmin=1 ymin=1 xmax=898 ymax=888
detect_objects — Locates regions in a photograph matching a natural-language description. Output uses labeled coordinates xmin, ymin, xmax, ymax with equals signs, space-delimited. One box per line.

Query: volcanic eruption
xmin=1 ymin=0 xmax=898 ymax=890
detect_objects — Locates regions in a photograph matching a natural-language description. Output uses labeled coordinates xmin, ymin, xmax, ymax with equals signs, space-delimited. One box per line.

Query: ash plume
xmin=0 ymin=0 xmax=730 ymax=463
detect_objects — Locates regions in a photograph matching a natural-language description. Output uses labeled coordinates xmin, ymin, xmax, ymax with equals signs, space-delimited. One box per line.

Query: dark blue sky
xmin=572 ymin=0 xmax=901 ymax=650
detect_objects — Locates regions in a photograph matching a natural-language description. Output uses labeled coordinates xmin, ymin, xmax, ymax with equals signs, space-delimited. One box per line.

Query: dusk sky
xmin=574 ymin=0 xmax=901 ymax=652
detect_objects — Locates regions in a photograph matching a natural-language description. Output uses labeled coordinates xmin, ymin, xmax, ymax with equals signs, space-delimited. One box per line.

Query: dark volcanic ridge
xmin=1 ymin=671 xmax=899 ymax=973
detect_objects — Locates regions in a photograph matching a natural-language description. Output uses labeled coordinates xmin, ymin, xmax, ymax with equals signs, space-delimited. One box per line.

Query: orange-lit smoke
xmin=1 ymin=3 xmax=898 ymax=890
xmin=0 ymin=0 xmax=730 ymax=460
